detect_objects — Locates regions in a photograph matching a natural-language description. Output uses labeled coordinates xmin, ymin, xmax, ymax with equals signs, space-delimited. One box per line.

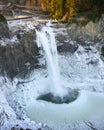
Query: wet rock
xmin=56 ymin=33 xmax=69 ymax=44
xmin=0 ymin=14 xmax=11 ymax=39
xmin=87 ymin=59 xmax=98 ymax=65
xmin=11 ymin=127 xmax=15 ymax=130
xmin=56 ymin=31 xmax=78 ymax=53
xmin=10 ymin=125 xmax=50 ymax=130
xmin=37 ymin=128 xmax=41 ymax=130
xmin=35 ymin=24 xmax=43 ymax=31
xmin=101 ymin=45 xmax=104 ymax=57
xmin=37 ymin=89 xmax=79 ymax=104
xmin=0 ymin=30 xmax=39 ymax=79
xmin=57 ymin=42 xmax=78 ymax=54
xmin=11 ymin=126 xmax=31 ymax=130
xmin=20 ymin=128 xmax=24 ymax=130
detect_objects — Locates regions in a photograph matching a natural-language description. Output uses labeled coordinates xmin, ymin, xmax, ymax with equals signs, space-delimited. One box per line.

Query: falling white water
xmin=36 ymin=25 xmax=67 ymax=96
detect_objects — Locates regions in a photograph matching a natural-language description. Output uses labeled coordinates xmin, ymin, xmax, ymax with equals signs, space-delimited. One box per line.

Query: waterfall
xmin=36 ymin=24 xmax=67 ymax=96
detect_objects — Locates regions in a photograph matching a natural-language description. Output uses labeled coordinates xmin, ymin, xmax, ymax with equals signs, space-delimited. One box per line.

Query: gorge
xmin=0 ymin=12 xmax=104 ymax=130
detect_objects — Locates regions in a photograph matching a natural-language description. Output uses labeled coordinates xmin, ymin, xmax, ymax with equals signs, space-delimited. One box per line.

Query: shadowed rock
xmin=101 ymin=45 xmax=104 ymax=57
xmin=0 ymin=30 xmax=39 ymax=79
xmin=0 ymin=14 xmax=11 ymax=39
xmin=57 ymin=43 xmax=78 ymax=54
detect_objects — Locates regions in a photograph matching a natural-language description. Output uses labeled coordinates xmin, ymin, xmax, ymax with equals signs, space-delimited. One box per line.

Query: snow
xmin=27 ymin=90 xmax=104 ymax=123
xmin=1 ymin=43 xmax=104 ymax=129
xmin=1 ymin=118 xmax=47 ymax=130
xmin=0 ymin=36 xmax=19 ymax=46
xmin=8 ymin=18 xmax=37 ymax=32
xmin=0 ymin=76 xmax=50 ymax=130
xmin=0 ymin=20 xmax=104 ymax=129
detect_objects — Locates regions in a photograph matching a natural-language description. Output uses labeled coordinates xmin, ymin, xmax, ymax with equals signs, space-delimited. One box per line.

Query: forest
xmin=40 ymin=0 xmax=104 ymax=21
xmin=0 ymin=0 xmax=104 ymax=21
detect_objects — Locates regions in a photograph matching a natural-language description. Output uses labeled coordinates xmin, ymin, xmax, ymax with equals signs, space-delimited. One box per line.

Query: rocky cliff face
xmin=0 ymin=14 xmax=104 ymax=79
xmin=0 ymin=14 xmax=11 ymax=39
xmin=0 ymin=30 xmax=39 ymax=79
xmin=55 ymin=15 xmax=104 ymax=55
xmin=0 ymin=16 xmax=39 ymax=79
xmin=66 ymin=15 xmax=104 ymax=42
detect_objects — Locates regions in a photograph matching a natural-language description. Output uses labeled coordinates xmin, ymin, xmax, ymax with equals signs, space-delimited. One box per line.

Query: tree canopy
xmin=0 ymin=0 xmax=104 ymax=21
xmin=40 ymin=0 xmax=104 ymax=21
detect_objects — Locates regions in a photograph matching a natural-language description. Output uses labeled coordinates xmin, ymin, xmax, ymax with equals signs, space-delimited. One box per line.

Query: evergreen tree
xmin=38 ymin=0 xmax=104 ymax=21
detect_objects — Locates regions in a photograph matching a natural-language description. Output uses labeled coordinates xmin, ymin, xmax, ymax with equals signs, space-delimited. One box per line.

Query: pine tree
xmin=70 ymin=0 xmax=76 ymax=16
xmin=51 ymin=0 xmax=63 ymax=19
xmin=40 ymin=0 xmax=51 ymax=12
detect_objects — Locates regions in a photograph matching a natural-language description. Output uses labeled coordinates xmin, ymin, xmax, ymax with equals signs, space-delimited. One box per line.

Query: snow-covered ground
xmin=6 ymin=44 xmax=104 ymax=129
xmin=0 ymin=20 xmax=104 ymax=130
